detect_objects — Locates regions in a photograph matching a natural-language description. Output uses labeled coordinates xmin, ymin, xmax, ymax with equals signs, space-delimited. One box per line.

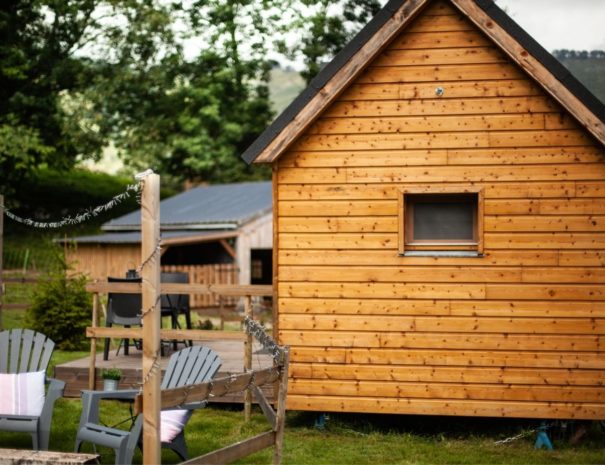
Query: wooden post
xmin=140 ymin=173 xmax=161 ymax=465
xmin=273 ymin=348 xmax=289 ymax=465
xmin=244 ymin=295 xmax=252 ymax=422
xmin=88 ymin=292 xmax=100 ymax=390
xmin=0 ymin=194 xmax=3 ymax=331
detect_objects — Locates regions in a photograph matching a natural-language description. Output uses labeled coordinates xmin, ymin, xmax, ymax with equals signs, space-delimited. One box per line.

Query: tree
xmin=0 ymin=0 xmax=179 ymax=196
xmin=280 ymin=0 xmax=383 ymax=84
xmin=95 ymin=0 xmax=283 ymax=184
xmin=0 ymin=0 xmax=386 ymax=191
xmin=0 ymin=1 xmax=99 ymax=195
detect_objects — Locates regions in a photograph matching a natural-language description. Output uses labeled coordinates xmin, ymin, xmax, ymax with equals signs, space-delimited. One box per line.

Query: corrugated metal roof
xmin=103 ymin=181 xmax=272 ymax=231
xmin=63 ymin=230 xmax=237 ymax=245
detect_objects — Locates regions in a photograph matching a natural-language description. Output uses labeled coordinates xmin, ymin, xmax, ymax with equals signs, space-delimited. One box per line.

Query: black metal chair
xmin=161 ymin=272 xmax=192 ymax=349
xmin=103 ymin=276 xmax=142 ymax=361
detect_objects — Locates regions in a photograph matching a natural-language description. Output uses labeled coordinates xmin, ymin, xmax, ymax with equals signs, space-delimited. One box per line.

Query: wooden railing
xmin=85 ymin=282 xmax=273 ymax=423
xmin=161 ymin=264 xmax=239 ymax=308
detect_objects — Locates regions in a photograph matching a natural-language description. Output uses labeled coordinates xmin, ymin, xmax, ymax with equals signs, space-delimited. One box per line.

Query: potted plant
xmin=101 ymin=367 xmax=122 ymax=391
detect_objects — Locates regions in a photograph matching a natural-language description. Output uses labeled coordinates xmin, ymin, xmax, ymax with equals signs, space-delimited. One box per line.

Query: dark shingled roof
xmin=103 ymin=181 xmax=272 ymax=231
xmin=241 ymin=0 xmax=605 ymax=165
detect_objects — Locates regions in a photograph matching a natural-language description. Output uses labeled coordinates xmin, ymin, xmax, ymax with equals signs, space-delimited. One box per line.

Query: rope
xmin=494 ymin=428 xmax=537 ymax=445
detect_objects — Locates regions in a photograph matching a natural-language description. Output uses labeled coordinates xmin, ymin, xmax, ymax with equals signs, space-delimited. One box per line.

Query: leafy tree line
xmin=553 ymin=49 xmax=605 ymax=60
xmin=553 ymin=49 xmax=605 ymax=104
xmin=1 ymin=0 xmax=382 ymax=201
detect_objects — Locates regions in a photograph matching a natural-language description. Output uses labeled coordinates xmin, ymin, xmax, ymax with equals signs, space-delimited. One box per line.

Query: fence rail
xmin=161 ymin=263 xmax=239 ymax=308
xmin=1 ymin=271 xmax=39 ymax=311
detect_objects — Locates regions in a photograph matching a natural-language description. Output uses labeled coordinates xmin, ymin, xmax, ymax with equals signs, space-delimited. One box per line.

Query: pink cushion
xmin=0 ymin=371 xmax=45 ymax=416
xmin=160 ymin=409 xmax=192 ymax=442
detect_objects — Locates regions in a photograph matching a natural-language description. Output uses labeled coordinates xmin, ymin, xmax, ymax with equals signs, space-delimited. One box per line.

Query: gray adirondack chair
xmin=75 ymin=345 xmax=222 ymax=465
xmin=0 ymin=329 xmax=65 ymax=450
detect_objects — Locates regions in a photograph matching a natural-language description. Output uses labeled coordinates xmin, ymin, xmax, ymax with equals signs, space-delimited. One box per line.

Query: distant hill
xmin=553 ymin=50 xmax=605 ymax=105
xmin=269 ymin=67 xmax=306 ymax=115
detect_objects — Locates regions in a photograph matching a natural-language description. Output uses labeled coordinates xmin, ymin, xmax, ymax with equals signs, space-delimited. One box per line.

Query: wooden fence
xmin=161 ymin=263 xmax=239 ymax=308
xmin=1 ymin=271 xmax=38 ymax=311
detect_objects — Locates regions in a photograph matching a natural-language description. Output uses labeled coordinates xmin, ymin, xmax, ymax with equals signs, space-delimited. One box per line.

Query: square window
xmin=399 ymin=189 xmax=483 ymax=254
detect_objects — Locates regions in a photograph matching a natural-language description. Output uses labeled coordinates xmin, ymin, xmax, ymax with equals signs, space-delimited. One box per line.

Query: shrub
xmin=27 ymin=262 xmax=92 ymax=351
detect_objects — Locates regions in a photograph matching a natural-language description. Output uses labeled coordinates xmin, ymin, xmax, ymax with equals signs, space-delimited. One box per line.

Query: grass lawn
xmin=2 ymin=311 xmax=604 ymax=464
xmin=1 ymin=401 xmax=604 ymax=464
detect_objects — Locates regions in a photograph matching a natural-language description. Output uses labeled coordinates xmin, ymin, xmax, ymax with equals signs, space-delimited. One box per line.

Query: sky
xmin=495 ymin=0 xmax=605 ymax=52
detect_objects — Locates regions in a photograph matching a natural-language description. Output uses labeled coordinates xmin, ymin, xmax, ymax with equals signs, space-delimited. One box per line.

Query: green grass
xmin=1 ymin=402 xmax=604 ymax=464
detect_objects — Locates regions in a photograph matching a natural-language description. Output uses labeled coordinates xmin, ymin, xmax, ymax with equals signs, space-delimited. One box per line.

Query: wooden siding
xmin=66 ymin=245 xmax=239 ymax=308
xmin=274 ymin=0 xmax=605 ymax=419
xmin=67 ymin=243 xmax=141 ymax=280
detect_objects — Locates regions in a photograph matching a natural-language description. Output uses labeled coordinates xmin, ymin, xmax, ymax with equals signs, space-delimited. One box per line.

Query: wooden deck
xmin=54 ymin=339 xmax=274 ymax=403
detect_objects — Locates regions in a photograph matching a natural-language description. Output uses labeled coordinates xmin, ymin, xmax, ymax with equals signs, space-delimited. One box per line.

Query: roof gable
xmin=242 ymin=0 xmax=605 ymax=165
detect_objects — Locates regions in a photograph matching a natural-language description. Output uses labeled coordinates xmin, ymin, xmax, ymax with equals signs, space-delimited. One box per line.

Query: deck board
xmin=55 ymin=339 xmax=274 ymax=402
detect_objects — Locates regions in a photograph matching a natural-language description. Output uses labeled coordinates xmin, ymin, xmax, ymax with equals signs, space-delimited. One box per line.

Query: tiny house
xmin=243 ymin=0 xmax=605 ymax=419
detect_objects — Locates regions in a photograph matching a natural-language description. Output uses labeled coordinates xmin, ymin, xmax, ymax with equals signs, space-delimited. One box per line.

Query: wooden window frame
xmin=398 ymin=187 xmax=484 ymax=255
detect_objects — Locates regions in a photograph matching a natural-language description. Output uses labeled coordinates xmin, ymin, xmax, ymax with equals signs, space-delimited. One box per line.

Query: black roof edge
xmin=241 ymin=0 xmax=407 ymax=164
xmin=476 ymin=0 xmax=605 ymax=124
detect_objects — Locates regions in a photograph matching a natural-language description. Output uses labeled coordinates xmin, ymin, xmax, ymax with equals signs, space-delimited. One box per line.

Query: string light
xmin=2 ymin=182 xmax=141 ymax=229
xmin=244 ymin=316 xmax=285 ymax=364
xmin=136 ymin=241 xmax=162 ymax=275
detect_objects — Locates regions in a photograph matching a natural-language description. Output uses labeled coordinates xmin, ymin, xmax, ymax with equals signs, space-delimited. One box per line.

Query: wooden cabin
xmin=65 ymin=182 xmax=272 ymax=307
xmin=242 ymin=0 xmax=605 ymax=419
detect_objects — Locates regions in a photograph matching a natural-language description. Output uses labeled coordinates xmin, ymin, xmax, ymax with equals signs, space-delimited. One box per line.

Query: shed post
xmin=244 ymin=294 xmax=252 ymax=422
xmin=88 ymin=292 xmax=100 ymax=390
xmin=140 ymin=174 xmax=161 ymax=464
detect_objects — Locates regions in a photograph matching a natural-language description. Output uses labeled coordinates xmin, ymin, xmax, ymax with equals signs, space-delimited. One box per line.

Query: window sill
xmin=401 ymin=251 xmax=483 ymax=258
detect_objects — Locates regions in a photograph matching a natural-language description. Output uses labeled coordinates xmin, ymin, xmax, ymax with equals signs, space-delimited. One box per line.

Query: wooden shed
xmin=66 ymin=182 xmax=272 ymax=306
xmin=242 ymin=0 xmax=605 ymax=419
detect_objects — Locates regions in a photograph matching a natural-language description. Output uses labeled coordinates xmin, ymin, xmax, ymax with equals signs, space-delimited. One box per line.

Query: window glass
xmin=412 ymin=199 xmax=475 ymax=241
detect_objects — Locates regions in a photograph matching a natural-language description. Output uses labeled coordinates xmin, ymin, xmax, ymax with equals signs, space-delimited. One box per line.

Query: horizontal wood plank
xmin=309 ymin=114 xmax=546 ymax=135
xmin=289 ymin=379 xmax=605 ymax=403
xmin=278 ymin=250 xmax=559 ymax=266
xmin=279 ymin=298 xmax=605 ymax=318
xmin=389 ymin=30 xmax=492 ymax=49
xmin=280 ymin=163 xmax=604 ymax=184
xmin=339 ymin=80 xmax=542 ymax=101
xmin=279 ymin=147 xmax=600 ymax=168
xmin=358 ymin=63 xmax=525 ymax=84
xmin=485 ymin=215 xmax=605 ymax=232
xmin=485 ymin=284 xmax=605 ymax=300
xmin=325 ymin=96 xmax=557 ymax=118
xmin=290 ymin=347 xmax=605 ymax=369
xmin=280 ymin=330 xmax=604 ymax=351
xmin=372 ymin=47 xmax=507 ymax=66
xmin=486 ymin=232 xmax=605 ymax=250
xmin=278 ymin=265 xmax=523 ymax=283
xmin=278 ymin=216 xmax=397 ymax=233
xmin=281 ymin=282 xmax=485 ymax=299
xmin=289 ymin=363 xmax=605 ymax=386
xmin=406 ymin=12 xmax=474 ymax=33
xmin=277 ymin=182 xmax=578 ymax=199
xmin=279 ymin=313 xmax=605 ymax=334
xmin=286 ymin=395 xmax=605 ymax=420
